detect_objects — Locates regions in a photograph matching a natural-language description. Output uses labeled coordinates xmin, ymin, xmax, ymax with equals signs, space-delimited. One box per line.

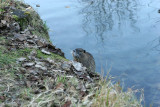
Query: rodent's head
xmin=72 ymin=48 xmax=95 ymax=72
xmin=72 ymin=48 xmax=86 ymax=61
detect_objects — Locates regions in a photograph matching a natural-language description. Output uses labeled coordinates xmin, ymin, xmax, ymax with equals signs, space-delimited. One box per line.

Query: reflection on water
xmin=79 ymin=0 xmax=139 ymax=41
xmin=149 ymin=36 xmax=160 ymax=51
xmin=24 ymin=0 xmax=160 ymax=106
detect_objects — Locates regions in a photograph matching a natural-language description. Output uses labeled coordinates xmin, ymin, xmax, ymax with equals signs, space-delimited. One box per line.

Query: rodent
xmin=72 ymin=48 xmax=95 ymax=72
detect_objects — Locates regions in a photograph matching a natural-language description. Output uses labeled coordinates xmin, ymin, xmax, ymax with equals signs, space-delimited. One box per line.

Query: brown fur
xmin=72 ymin=48 xmax=95 ymax=72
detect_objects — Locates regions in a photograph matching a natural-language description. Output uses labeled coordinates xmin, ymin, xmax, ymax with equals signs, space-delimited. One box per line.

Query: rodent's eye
xmin=83 ymin=50 xmax=86 ymax=53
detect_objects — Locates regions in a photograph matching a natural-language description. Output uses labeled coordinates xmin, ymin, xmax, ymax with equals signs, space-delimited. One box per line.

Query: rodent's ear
xmin=83 ymin=50 xmax=86 ymax=53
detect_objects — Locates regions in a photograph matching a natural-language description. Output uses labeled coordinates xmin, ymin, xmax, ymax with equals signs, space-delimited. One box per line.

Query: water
xmin=25 ymin=0 xmax=160 ymax=106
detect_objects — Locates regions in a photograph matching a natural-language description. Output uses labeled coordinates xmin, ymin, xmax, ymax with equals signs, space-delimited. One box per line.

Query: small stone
xmin=33 ymin=35 xmax=38 ymax=38
xmin=7 ymin=23 xmax=10 ymax=28
xmin=28 ymin=55 xmax=36 ymax=60
xmin=14 ymin=34 xmax=26 ymax=41
xmin=66 ymin=76 xmax=73 ymax=78
xmin=28 ymin=69 xmax=38 ymax=75
xmin=12 ymin=22 xmax=20 ymax=32
xmin=17 ymin=57 xmax=26 ymax=62
xmin=61 ymin=62 xmax=71 ymax=71
xmin=35 ymin=64 xmax=47 ymax=71
xmin=27 ymin=40 xmax=35 ymax=44
xmin=23 ymin=62 xmax=35 ymax=67
xmin=36 ymin=61 xmax=46 ymax=66
xmin=36 ymin=40 xmax=44 ymax=47
xmin=20 ymin=31 xmax=25 ymax=34
xmin=1 ymin=20 xmax=6 ymax=25
xmin=30 ymin=50 xmax=37 ymax=56
xmin=52 ymin=69 xmax=66 ymax=73
xmin=41 ymin=49 xmax=51 ymax=55
xmin=26 ymin=35 xmax=34 ymax=39
xmin=46 ymin=58 xmax=55 ymax=64
xmin=72 ymin=61 xmax=86 ymax=71
xmin=19 ymin=67 xmax=26 ymax=73
xmin=25 ymin=31 xmax=30 ymax=35
xmin=20 ymin=29 xmax=30 ymax=34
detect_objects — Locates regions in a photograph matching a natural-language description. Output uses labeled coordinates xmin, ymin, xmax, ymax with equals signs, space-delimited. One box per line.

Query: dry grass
xmin=91 ymin=75 xmax=144 ymax=107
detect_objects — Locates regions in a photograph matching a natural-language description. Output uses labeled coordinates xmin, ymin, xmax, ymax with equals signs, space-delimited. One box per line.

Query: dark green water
xmin=25 ymin=0 xmax=160 ymax=106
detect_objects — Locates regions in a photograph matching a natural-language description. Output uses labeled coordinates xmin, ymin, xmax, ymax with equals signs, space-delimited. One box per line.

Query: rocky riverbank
xmin=0 ymin=1 xmax=143 ymax=107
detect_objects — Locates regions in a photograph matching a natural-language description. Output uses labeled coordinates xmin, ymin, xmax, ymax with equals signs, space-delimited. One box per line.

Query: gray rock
xmin=61 ymin=62 xmax=71 ymax=71
xmin=26 ymin=35 xmax=35 ymax=39
xmin=30 ymin=50 xmax=37 ymax=56
xmin=20 ymin=29 xmax=30 ymax=35
xmin=41 ymin=49 xmax=51 ymax=55
xmin=19 ymin=67 xmax=27 ymax=73
xmin=35 ymin=61 xmax=46 ymax=66
xmin=28 ymin=69 xmax=38 ymax=75
xmin=33 ymin=35 xmax=38 ymax=39
xmin=72 ymin=61 xmax=87 ymax=72
xmin=35 ymin=64 xmax=47 ymax=71
xmin=27 ymin=40 xmax=35 ymax=44
xmin=52 ymin=69 xmax=66 ymax=73
xmin=11 ymin=22 xmax=20 ymax=32
xmin=28 ymin=55 xmax=36 ymax=60
xmin=46 ymin=58 xmax=55 ymax=64
xmin=17 ymin=57 xmax=26 ymax=62
xmin=23 ymin=62 xmax=35 ymax=67
xmin=1 ymin=20 xmax=6 ymax=25
xmin=36 ymin=40 xmax=44 ymax=47
xmin=14 ymin=33 xmax=26 ymax=41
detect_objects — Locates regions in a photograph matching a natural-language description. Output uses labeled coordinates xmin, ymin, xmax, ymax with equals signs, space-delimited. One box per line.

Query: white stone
xmin=35 ymin=64 xmax=47 ymax=71
xmin=23 ymin=62 xmax=35 ymax=67
xmin=17 ymin=57 xmax=26 ymax=62
xmin=41 ymin=49 xmax=51 ymax=55
xmin=72 ymin=61 xmax=86 ymax=71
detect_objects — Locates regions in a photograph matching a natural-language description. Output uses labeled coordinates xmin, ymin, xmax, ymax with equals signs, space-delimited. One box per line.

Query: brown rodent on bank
xmin=72 ymin=48 xmax=95 ymax=72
